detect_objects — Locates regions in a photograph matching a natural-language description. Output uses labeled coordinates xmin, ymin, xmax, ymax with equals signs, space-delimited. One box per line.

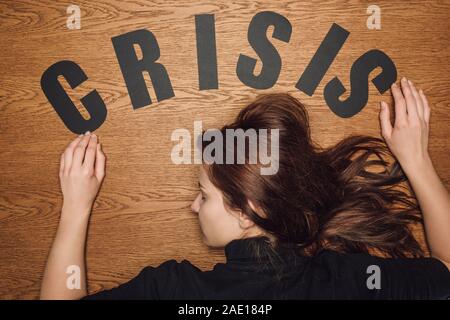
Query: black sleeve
xmin=81 ymin=259 xmax=184 ymax=300
xmin=322 ymin=251 xmax=450 ymax=299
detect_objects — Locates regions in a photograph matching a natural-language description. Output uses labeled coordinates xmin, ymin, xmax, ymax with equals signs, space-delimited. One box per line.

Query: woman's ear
xmin=238 ymin=211 xmax=255 ymax=229
xmin=237 ymin=199 xmax=261 ymax=229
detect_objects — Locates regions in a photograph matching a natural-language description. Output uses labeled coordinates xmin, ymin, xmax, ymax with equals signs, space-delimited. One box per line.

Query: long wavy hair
xmin=199 ymin=92 xmax=424 ymax=260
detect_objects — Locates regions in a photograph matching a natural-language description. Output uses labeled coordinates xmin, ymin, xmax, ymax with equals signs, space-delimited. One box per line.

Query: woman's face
xmin=191 ymin=165 xmax=260 ymax=247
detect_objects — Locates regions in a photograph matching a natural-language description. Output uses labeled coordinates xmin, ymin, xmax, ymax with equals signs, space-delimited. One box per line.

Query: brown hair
xmin=199 ymin=92 xmax=424 ymax=259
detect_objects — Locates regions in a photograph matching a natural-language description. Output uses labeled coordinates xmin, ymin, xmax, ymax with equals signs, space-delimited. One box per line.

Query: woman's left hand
xmin=379 ymin=77 xmax=431 ymax=174
xmin=59 ymin=132 xmax=106 ymax=214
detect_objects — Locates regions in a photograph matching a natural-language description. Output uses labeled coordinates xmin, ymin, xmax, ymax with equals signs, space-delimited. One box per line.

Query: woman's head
xmin=192 ymin=92 xmax=423 ymax=258
xmin=191 ymin=165 xmax=267 ymax=247
xmin=191 ymin=92 xmax=325 ymax=248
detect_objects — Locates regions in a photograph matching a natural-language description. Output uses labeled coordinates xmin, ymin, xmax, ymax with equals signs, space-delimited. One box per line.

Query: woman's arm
xmin=40 ymin=132 xmax=106 ymax=299
xmin=379 ymin=77 xmax=450 ymax=269
xmin=404 ymin=155 xmax=450 ymax=267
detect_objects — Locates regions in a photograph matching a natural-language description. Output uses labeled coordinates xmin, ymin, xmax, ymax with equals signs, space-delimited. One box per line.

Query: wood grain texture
xmin=0 ymin=0 xmax=449 ymax=299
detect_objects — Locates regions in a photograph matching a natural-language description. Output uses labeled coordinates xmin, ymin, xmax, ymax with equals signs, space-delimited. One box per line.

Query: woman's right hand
xmin=379 ymin=77 xmax=432 ymax=173
xmin=59 ymin=132 xmax=106 ymax=215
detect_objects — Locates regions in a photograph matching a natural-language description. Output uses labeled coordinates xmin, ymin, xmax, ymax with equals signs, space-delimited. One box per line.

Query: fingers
xmin=419 ymin=89 xmax=431 ymax=126
xmin=95 ymin=142 xmax=106 ymax=181
xmin=390 ymin=82 xmax=408 ymax=126
xmin=379 ymin=101 xmax=392 ymax=139
xmin=82 ymin=133 xmax=98 ymax=171
xmin=399 ymin=77 xmax=419 ymax=121
xmin=60 ymin=131 xmax=105 ymax=180
xmin=72 ymin=132 xmax=94 ymax=170
xmin=382 ymin=77 xmax=429 ymax=140
xmin=63 ymin=134 xmax=84 ymax=175
xmin=408 ymin=79 xmax=424 ymax=120
xmin=59 ymin=151 xmax=65 ymax=178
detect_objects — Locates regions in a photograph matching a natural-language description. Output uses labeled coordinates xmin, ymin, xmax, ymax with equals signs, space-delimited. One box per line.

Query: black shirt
xmin=82 ymin=236 xmax=450 ymax=300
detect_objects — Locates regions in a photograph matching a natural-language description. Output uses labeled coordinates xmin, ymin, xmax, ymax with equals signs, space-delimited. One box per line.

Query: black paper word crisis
xmin=41 ymin=11 xmax=397 ymax=134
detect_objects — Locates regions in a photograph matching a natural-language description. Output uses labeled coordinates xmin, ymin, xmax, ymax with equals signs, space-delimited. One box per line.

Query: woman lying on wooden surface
xmin=40 ymin=77 xmax=450 ymax=299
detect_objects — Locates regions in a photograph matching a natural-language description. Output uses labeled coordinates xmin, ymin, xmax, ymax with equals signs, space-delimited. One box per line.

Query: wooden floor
xmin=0 ymin=0 xmax=449 ymax=299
